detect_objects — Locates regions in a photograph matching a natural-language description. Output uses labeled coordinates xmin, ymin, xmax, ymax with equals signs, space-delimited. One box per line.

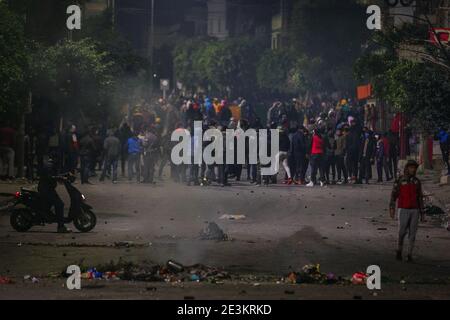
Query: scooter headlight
xmin=81 ymin=194 xmax=86 ymax=201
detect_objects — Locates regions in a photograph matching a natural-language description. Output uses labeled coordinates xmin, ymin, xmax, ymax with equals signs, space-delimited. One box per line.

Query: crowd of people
xmin=1 ymin=95 xmax=449 ymax=187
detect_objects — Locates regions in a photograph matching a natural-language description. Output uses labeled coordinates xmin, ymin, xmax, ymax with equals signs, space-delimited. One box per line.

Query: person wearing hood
xmin=345 ymin=119 xmax=361 ymax=182
xmin=290 ymin=125 xmax=307 ymax=184
xmin=390 ymin=160 xmax=425 ymax=262
xmin=306 ymin=128 xmax=325 ymax=187
xmin=357 ymin=127 xmax=375 ymax=184
xmin=437 ymin=128 xmax=450 ymax=175
xmin=374 ymin=133 xmax=385 ymax=183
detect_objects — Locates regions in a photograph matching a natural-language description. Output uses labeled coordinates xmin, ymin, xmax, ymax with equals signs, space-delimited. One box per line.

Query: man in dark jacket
xmin=38 ymin=160 xmax=71 ymax=233
xmin=79 ymin=130 xmax=96 ymax=184
xmin=100 ymin=129 xmax=121 ymax=183
xmin=290 ymin=126 xmax=306 ymax=184
xmin=357 ymin=128 xmax=375 ymax=184
xmin=345 ymin=120 xmax=361 ymax=182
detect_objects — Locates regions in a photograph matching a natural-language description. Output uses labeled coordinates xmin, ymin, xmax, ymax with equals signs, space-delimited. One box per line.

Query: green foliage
xmin=0 ymin=2 xmax=28 ymax=121
xmin=256 ymin=49 xmax=295 ymax=95
xmin=384 ymin=61 xmax=450 ymax=132
xmin=355 ymin=24 xmax=450 ymax=131
xmin=289 ymin=0 xmax=369 ymax=93
xmin=30 ymin=39 xmax=115 ymax=120
xmin=174 ymin=37 xmax=264 ymax=96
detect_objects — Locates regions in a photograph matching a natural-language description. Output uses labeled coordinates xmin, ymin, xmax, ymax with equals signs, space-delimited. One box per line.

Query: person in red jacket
xmin=389 ymin=160 xmax=425 ymax=262
xmin=306 ymin=128 xmax=325 ymax=187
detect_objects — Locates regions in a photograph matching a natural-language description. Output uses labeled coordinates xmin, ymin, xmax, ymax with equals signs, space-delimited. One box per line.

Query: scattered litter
xmin=167 ymin=260 xmax=184 ymax=273
xmin=0 ymin=277 xmax=14 ymax=284
xmin=200 ymin=222 xmax=228 ymax=241
xmin=424 ymin=205 xmax=445 ymax=216
xmin=285 ymin=264 xmax=347 ymax=285
xmin=351 ymin=272 xmax=367 ymax=285
xmin=190 ymin=274 xmax=200 ymax=282
xmin=377 ymin=228 xmax=387 ymax=231
xmin=31 ymin=277 xmax=39 ymax=283
xmin=219 ymin=214 xmax=246 ymax=220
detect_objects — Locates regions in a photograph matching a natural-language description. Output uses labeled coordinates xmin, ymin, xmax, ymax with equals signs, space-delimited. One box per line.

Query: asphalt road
xmin=1 ymin=174 xmax=449 ymax=299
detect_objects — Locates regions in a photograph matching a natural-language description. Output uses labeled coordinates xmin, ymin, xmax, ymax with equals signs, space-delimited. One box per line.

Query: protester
xmin=79 ymin=129 xmax=96 ymax=185
xmin=389 ymin=160 xmax=425 ymax=262
xmin=100 ymin=129 xmax=121 ymax=183
xmin=127 ymin=131 xmax=142 ymax=182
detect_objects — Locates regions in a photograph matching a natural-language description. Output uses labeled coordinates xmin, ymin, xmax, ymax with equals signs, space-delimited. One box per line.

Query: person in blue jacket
xmin=127 ymin=132 xmax=142 ymax=182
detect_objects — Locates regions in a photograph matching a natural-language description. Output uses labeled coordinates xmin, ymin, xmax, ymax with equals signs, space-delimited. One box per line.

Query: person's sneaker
xmin=320 ymin=181 xmax=325 ymax=187
xmin=396 ymin=250 xmax=402 ymax=261
xmin=306 ymin=181 xmax=314 ymax=187
xmin=57 ymin=226 xmax=72 ymax=233
xmin=406 ymin=255 xmax=414 ymax=263
xmin=287 ymin=178 xmax=293 ymax=185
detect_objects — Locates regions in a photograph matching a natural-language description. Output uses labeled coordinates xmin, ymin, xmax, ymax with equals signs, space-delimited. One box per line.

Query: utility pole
xmin=148 ymin=0 xmax=155 ymax=101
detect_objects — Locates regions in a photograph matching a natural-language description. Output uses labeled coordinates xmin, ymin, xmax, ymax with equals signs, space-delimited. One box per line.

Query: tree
xmin=256 ymin=49 xmax=295 ymax=95
xmin=0 ymin=2 xmax=28 ymax=121
xmin=173 ymin=37 xmax=264 ymax=97
xmin=385 ymin=61 xmax=450 ymax=132
xmin=30 ymin=39 xmax=115 ymax=122
xmin=289 ymin=0 xmax=369 ymax=94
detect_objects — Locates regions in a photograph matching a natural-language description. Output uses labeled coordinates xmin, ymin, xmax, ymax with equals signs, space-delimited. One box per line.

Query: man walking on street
xmin=390 ymin=160 xmax=425 ymax=262
xmin=79 ymin=129 xmax=96 ymax=185
xmin=100 ymin=129 xmax=121 ymax=183
xmin=127 ymin=132 xmax=142 ymax=182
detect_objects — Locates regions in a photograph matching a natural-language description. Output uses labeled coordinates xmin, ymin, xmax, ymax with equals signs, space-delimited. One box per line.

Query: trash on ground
xmin=424 ymin=205 xmax=445 ymax=216
xmin=219 ymin=214 xmax=246 ymax=220
xmin=200 ymin=222 xmax=228 ymax=241
xmin=0 ymin=276 xmax=14 ymax=284
xmin=351 ymin=272 xmax=368 ymax=285
xmin=285 ymin=264 xmax=348 ymax=285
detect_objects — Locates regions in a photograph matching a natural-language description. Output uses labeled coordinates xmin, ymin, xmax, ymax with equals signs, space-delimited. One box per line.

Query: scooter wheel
xmin=73 ymin=208 xmax=97 ymax=232
xmin=10 ymin=209 xmax=33 ymax=232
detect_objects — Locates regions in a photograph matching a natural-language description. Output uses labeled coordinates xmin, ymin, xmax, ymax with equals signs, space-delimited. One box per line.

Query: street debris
xmin=64 ymin=259 xmax=230 ymax=284
xmin=351 ymin=272 xmax=368 ymax=285
xmin=284 ymin=264 xmax=347 ymax=285
xmin=219 ymin=214 xmax=246 ymax=220
xmin=424 ymin=205 xmax=445 ymax=216
xmin=0 ymin=276 xmax=14 ymax=284
xmin=200 ymin=222 xmax=228 ymax=241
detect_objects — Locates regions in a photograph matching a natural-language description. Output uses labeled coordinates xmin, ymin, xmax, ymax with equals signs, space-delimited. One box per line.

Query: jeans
xmin=80 ymin=154 xmax=91 ymax=183
xmin=310 ymin=154 xmax=324 ymax=184
xmin=336 ymin=154 xmax=348 ymax=181
xmin=127 ymin=153 xmax=141 ymax=181
xmin=398 ymin=208 xmax=420 ymax=256
xmin=142 ymin=152 xmax=156 ymax=183
xmin=101 ymin=157 xmax=118 ymax=182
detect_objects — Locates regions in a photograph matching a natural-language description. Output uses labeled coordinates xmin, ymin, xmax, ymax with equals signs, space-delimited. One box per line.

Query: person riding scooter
xmin=38 ymin=159 xmax=72 ymax=233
